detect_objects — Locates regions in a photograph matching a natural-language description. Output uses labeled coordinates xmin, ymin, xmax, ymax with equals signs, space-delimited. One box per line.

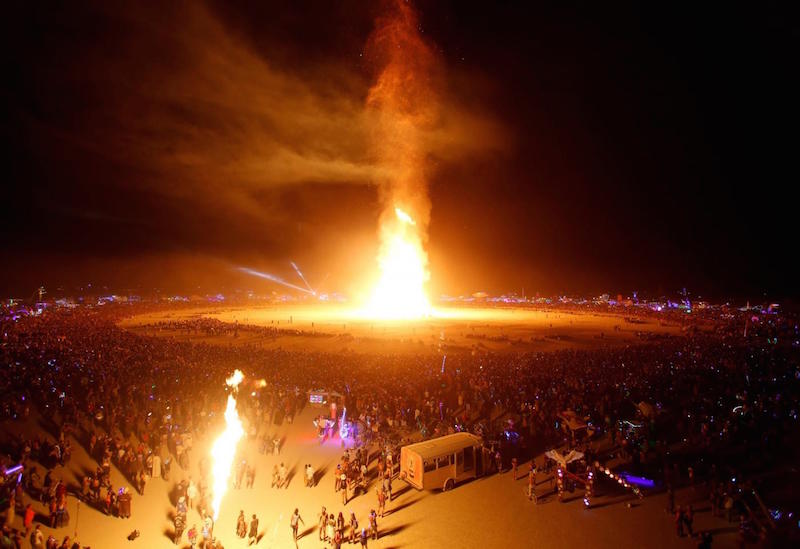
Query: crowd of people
xmin=1 ymin=302 xmax=798 ymax=547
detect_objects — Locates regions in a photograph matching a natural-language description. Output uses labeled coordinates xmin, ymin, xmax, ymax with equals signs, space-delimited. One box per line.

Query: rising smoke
xmin=366 ymin=0 xmax=440 ymax=285
xmin=11 ymin=0 xmax=509 ymax=293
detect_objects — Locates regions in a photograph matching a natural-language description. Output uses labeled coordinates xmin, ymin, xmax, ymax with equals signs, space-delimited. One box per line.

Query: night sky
xmin=2 ymin=1 xmax=797 ymax=300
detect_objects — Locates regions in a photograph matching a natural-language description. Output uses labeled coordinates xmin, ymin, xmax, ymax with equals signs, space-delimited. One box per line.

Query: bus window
xmin=436 ymin=455 xmax=451 ymax=469
xmin=424 ymin=460 xmax=436 ymax=473
xmin=463 ymin=446 xmax=474 ymax=471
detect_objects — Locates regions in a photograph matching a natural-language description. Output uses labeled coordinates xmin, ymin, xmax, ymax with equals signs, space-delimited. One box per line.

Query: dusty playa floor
xmin=3 ymin=403 xmax=741 ymax=549
xmin=121 ymin=303 xmax=688 ymax=355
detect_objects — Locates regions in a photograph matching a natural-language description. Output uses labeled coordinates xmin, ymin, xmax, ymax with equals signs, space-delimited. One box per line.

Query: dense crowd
xmin=1 ymin=304 xmax=798 ymax=547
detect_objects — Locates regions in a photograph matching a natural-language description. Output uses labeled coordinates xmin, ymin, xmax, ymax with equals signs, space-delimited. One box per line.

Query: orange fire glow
xmin=210 ymin=370 xmax=245 ymax=520
xmin=363 ymin=0 xmax=439 ymax=320
xmin=366 ymin=207 xmax=431 ymax=318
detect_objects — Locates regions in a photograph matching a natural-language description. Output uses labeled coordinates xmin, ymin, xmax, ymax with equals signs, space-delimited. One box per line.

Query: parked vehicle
xmin=400 ymin=433 xmax=485 ymax=491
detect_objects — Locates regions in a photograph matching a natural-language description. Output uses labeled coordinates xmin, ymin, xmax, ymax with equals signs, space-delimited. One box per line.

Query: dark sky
xmin=2 ymin=1 xmax=797 ymax=300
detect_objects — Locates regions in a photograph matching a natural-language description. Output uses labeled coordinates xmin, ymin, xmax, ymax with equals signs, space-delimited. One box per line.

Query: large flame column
xmin=366 ymin=207 xmax=431 ymax=318
xmin=363 ymin=0 xmax=440 ymax=320
xmin=210 ymin=370 xmax=245 ymax=520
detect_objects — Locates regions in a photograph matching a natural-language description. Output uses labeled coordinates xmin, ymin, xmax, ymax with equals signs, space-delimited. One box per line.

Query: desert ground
xmin=2 ymin=403 xmax=741 ymax=549
xmin=120 ymin=304 xmax=688 ymax=354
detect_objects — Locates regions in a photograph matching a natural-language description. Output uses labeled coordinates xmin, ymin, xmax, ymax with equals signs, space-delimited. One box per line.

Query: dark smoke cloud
xmin=19 ymin=1 xmax=506 ymax=221
xmin=3 ymin=0 xmax=509 ymax=294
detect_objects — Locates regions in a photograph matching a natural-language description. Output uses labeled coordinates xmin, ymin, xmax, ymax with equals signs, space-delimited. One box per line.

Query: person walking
xmin=290 ymin=508 xmax=304 ymax=543
xmin=248 ymin=514 xmax=259 ymax=546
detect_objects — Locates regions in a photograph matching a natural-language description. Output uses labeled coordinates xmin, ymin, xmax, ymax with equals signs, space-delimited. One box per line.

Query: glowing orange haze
xmin=363 ymin=0 xmax=440 ymax=319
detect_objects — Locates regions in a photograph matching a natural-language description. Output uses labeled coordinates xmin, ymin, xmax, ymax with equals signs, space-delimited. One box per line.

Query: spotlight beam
xmin=290 ymin=261 xmax=315 ymax=294
xmin=238 ymin=267 xmax=313 ymax=294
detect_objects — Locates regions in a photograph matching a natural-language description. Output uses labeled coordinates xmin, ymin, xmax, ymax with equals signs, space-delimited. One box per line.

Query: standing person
xmin=4 ymin=494 xmax=15 ymax=529
xmin=202 ymin=513 xmax=214 ymax=545
xmin=137 ymin=469 xmax=147 ymax=495
xmin=336 ymin=512 xmax=345 ymax=539
xmin=377 ymin=488 xmax=386 ymax=518
xmin=528 ymin=464 xmax=537 ymax=503
xmin=306 ymin=464 xmax=315 ymax=488
xmin=246 ymin=465 xmax=255 ymax=489
xmin=290 ymin=508 xmax=304 ymax=543
xmin=248 ymin=514 xmax=259 ymax=546
xmin=360 ymin=527 xmax=368 ymax=548
xmin=30 ymin=524 xmax=44 ymax=549
xmin=674 ymin=505 xmax=685 ymax=537
xmin=23 ymin=503 xmax=35 ymax=536
xmin=368 ymin=509 xmax=378 ymax=540
xmin=318 ymin=507 xmax=328 ymax=542
xmin=177 ymin=496 xmax=188 ymax=518
xmin=349 ymin=513 xmax=359 ymax=544
xmin=331 ymin=529 xmax=343 ymax=549
xmin=279 ymin=463 xmax=288 ymax=489
xmin=685 ymin=505 xmax=694 ymax=537
xmin=271 ymin=465 xmax=279 ymax=489
xmin=382 ymin=470 xmax=393 ymax=502
xmin=173 ymin=513 xmax=185 ymax=545
xmin=187 ymin=478 xmax=198 ymax=510
xmin=236 ymin=510 xmax=247 ymax=538
xmin=326 ymin=514 xmax=335 ymax=543
xmin=187 ymin=524 xmax=198 ymax=548
xmin=119 ymin=488 xmax=132 ymax=519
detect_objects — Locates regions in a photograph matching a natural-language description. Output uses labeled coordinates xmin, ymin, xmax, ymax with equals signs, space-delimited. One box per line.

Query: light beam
xmin=238 ymin=267 xmax=313 ymax=294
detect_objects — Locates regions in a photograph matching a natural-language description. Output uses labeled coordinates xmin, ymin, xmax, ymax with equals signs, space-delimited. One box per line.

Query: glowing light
xmin=210 ymin=370 xmax=245 ymax=520
xmin=394 ymin=207 xmax=416 ymax=225
xmin=339 ymin=407 xmax=349 ymax=439
xmin=291 ymin=261 xmax=315 ymax=294
xmin=364 ymin=207 xmax=431 ymax=319
xmin=238 ymin=267 xmax=313 ymax=294
xmin=226 ymin=370 xmax=244 ymax=387
xmin=362 ymin=0 xmax=437 ymax=321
